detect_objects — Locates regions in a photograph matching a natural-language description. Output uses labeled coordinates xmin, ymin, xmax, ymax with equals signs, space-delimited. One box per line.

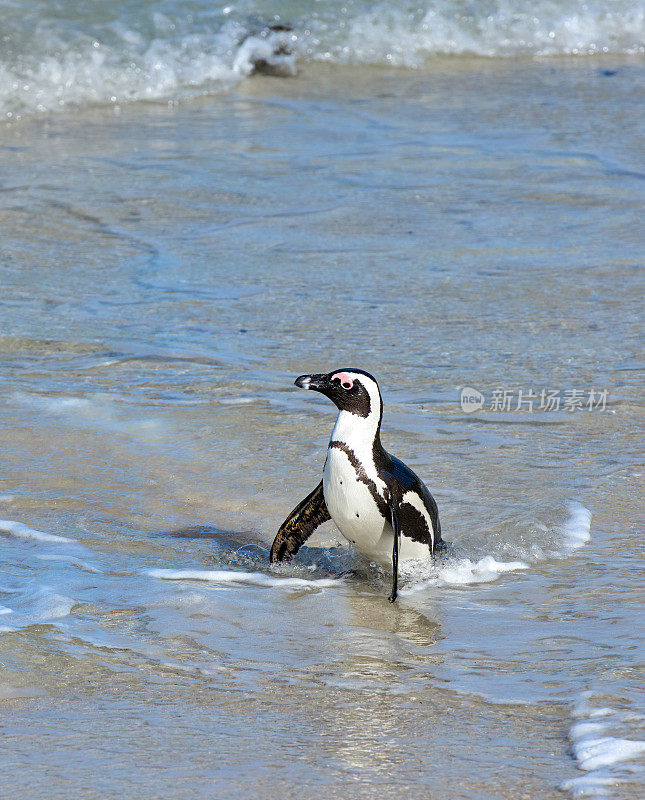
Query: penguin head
xmin=294 ymin=369 xmax=381 ymax=419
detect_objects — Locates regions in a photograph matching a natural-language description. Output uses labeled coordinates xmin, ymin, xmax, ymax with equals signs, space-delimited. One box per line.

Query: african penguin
xmin=270 ymin=369 xmax=441 ymax=601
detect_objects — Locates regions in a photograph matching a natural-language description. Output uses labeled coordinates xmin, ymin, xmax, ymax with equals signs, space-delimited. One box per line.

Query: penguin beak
xmin=294 ymin=373 xmax=328 ymax=392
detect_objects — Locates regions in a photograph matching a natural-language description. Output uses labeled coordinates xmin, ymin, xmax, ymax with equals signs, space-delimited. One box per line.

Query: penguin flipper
xmin=270 ymin=481 xmax=330 ymax=562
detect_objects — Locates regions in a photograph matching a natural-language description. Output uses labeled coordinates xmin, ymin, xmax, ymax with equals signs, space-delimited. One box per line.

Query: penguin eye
xmin=331 ymin=373 xmax=354 ymax=390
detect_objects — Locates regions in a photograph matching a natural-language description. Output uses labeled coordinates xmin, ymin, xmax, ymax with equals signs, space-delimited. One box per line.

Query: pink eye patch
xmin=332 ymin=372 xmax=354 ymax=390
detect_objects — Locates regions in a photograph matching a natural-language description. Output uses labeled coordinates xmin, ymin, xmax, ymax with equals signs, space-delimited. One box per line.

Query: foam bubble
xmin=559 ymin=772 xmax=620 ymax=798
xmin=0 ymin=585 xmax=76 ymax=629
xmin=0 ymin=520 xmax=73 ymax=544
xmin=562 ymin=693 xmax=645 ymax=796
xmin=36 ymin=554 xmax=102 ymax=574
xmin=400 ymin=554 xmax=529 ymax=593
xmin=571 ymin=721 xmax=609 ymax=740
xmin=33 ymin=592 xmax=76 ymax=620
xmin=218 ymin=397 xmax=257 ymax=405
xmin=573 ymin=736 xmax=645 ymax=771
xmin=561 ymin=502 xmax=592 ymax=552
xmin=438 ymin=555 xmax=529 ymax=585
xmin=318 ymin=2 xmax=645 ymax=67
xmin=147 ymin=568 xmax=339 ymax=589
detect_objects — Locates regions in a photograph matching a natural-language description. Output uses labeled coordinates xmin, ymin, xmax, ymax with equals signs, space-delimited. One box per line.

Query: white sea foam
xmin=439 ymin=555 xmax=529 ymax=585
xmin=0 ymin=684 xmax=41 ymax=700
xmin=571 ymin=721 xmax=610 ymax=740
xmin=30 ymin=591 xmax=76 ymax=620
xmin=1 ymin=1 xmax=643 ymax=119
xmin=0 ymin=520 xmax=73 ymax=544
xmin=43 ymin=397 xmax=93 ymax=412
xmin=317 ymin=2 xmax=645 ymax=67
xmin=561 ymin=692 xmax=645 ymax=797
xmin=573 ymin=736 xmax=645 ymax=771
xmin=36 ymin=554 xmax=102 ymax=574
xmin=13 ymin=393 xmax=93 ymax=416
xmin=0 ymin=585 xmax=76 ymax=630
xmin=0 ymin=13 xmax=293 ymax=120
xmin=218 ymin=397 xmax=257 ymax=405
xmin=400 ymin=554 xmax=529 ymax=593
xmin=560 ymin=772 xmax=620 ymax=798
xmin=147 ymin=568 xmax=339 ymax=588
xmin=401 ymin=502 xmax=589 ymax=592
xmin=573 ymin=707 xmax=615 ymax=720
xmin=0 ymin=495 xmax=16 ymax=504
xmin=14 ymin=392 xmax=163 ymax=433
xmin=561 ymin=502 xmax=593 ymax=552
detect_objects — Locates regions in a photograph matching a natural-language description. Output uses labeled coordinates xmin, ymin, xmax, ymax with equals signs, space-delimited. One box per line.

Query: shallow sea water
xmin=1 ymin=54 xmax=644 ymax=799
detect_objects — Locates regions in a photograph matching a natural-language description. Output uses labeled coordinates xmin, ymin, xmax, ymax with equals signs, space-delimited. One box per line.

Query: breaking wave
xmin=0 ymin=0 xmax=643 ymax=119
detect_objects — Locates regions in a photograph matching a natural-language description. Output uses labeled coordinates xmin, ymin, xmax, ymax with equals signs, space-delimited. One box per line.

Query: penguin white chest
xmin=322 ymin=443 xmax=387 ymax=551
